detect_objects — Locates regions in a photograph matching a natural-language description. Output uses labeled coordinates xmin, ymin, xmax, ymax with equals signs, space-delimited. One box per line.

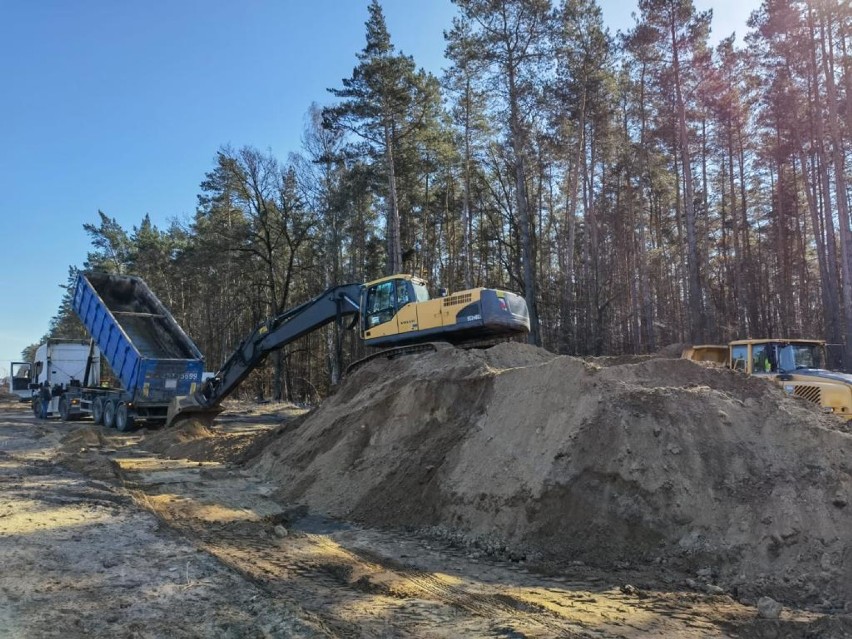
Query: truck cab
xmin=11 ymin=339 xmax=100 ymax=417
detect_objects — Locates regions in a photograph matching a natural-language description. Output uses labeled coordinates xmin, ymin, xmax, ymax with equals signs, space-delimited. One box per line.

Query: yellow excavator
xmin=683 ymin=339 xmax=852 ymax=420
xmin=167 ymin=274 xmax=530 ymax=426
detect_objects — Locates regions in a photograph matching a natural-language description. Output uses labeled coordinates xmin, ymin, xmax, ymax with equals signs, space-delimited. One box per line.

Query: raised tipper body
xmin=56 ymin=272 xmax=206 ymax=429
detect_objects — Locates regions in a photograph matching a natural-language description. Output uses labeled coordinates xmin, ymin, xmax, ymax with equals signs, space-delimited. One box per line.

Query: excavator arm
xmin=167 ymin=283 xmax=361 ymax=425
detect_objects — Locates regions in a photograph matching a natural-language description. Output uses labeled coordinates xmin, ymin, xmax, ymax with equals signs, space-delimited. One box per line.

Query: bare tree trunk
xmin=508 ymin=65 xmax=541 ymax=346
xmin=384 ymin=122 xmax=403 ymax=275
xmin=636 ymin=61 xmax=656 ymax=352
xmin=562 ymin=187 xmax=577 ymax=353
xmin=462 ymin=79 xmax=474 ymax=289
xmin=670 ymin=14 xmax=703 ymax=343
xmin=818 ymin=4 xmax=852 ymax=369
xmin=560 ymin=90 xmax=585 ymax=353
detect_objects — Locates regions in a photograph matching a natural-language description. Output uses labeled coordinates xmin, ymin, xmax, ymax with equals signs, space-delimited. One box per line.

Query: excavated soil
xmin=6 ymin=359 xmax=852 ymax=636
xmin=250 ymin=343 xmax=852 ymax=608
xmin=140 ymin=402 xmax=306 ymax=464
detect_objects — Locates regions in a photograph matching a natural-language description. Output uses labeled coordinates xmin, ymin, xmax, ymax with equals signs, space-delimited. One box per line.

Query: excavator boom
xmin=167 ymin=283 xmax=361 ymax=426
xmin=167 ymin=275 xmax=530 ymax=427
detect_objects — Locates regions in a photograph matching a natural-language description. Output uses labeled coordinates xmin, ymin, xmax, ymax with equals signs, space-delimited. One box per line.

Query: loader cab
xmin=729 ymin=339 xmax=827 ymax=375
xmin=361 ymin=275 xmax=430 ymax=340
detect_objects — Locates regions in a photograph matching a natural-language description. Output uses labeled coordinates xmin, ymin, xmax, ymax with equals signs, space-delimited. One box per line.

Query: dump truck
xmin=683 ymin=338 xmax=852 ymax=419
xmin=54 ymin=272 xmax=206 ymax=430
xmin=8 ymin=339 xmax=100 ymax=416
xmin=168 ymin=273 xmax=530 ymax=426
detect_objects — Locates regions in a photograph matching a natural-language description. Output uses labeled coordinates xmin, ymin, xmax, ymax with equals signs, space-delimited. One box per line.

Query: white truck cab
xmin=8 ymin=339 xmax=100 ymax=416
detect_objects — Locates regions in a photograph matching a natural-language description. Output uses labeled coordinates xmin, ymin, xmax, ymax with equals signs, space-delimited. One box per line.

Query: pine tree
xmin=325 ymin=0 xmax=441 ymax=276
xmin=450 ymin=0 xmax=554 ymax=346
xmin=631 ymin=0 xmax=712 ymax=342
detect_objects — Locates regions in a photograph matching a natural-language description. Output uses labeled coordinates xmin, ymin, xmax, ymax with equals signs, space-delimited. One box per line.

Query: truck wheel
xmin=115 ymin=403 xmax=135 ymax=432
xmin=92 ymin=397 xmax=104 ymax=425
xmin=59 ymin=397 xmax=71 ymax=422
xmin=103 ymin=400 xmax=117 ymax=429
xmin=31 ymin=399 xmax=40 ymax=418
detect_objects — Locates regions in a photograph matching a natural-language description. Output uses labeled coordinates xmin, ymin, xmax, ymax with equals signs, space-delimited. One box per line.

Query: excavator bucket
xmin=165 ymin=394 xmax=224 ymax=428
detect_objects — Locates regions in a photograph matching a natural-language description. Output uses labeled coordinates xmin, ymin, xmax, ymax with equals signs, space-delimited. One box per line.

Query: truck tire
xmin=59 ymin=397 xmax=71 ymax=422
xmin=103 ymin=400 xmax=117 ymax=429
xmin=92 ymin=397 xmax=104 ymax=425
xmin=115 ymin=403 xmax=135 ymax=432
xmin=31 ymin=399 xmax=40 ymax=418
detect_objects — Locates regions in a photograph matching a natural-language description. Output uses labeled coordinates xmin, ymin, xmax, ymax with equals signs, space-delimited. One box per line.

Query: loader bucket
xmin=166 ymin=393 xmax=224 ymax=428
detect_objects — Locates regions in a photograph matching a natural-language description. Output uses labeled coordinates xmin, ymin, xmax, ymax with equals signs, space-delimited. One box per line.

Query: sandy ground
xmin=250 ymin=344 xmax=852 ymax=610
xmin=0 ymin=391 xmax=849 ymax=638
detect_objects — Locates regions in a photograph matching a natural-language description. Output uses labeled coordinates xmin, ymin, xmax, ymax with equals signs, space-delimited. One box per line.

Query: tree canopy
xmin=33 ymin=0 xmax=852 ymax=396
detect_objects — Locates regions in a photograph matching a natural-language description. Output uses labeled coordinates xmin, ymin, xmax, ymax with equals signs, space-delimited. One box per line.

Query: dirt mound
xmin=141 ymin=419 xmax=216 ymax=460
xmin=146 ymin=419 xmax=213 ymax=447
xmin=56 ymin=426 xmax=120 ymax=480
xmin=249 ymin=343 xmax=852 ymax=606
xmin=584 ymin=342 xmax=690 ymax=366
xmin=141 ymin=418 xmax=278 ymax=464
xmin=60 ymin=425 xmax=108 ymax=449
xmin=656 ymin=342 xmax=692 ymax=358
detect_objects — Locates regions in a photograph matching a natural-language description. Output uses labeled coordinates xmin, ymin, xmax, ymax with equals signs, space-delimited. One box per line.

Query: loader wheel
xmin=92 ymin=397 xmax=104 ymax=425
xmin=115 ymin=403 xmax=135 ymax=432
xmin=59 ymin=397 xmax=71 ymax=422
xmin=103 ymin=400 xmax=117 ymax=429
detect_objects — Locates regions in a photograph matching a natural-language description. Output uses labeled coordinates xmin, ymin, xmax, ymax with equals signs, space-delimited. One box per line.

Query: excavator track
xmin=345 ymin=337 xmax=516 ymax=376
xmin=345 ymin=342 xmax=447 ymax=375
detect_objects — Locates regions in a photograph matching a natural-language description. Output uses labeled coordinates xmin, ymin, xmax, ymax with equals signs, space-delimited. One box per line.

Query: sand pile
xmin=142 ymin=418 xmax=278 ymax=464
xmin=250 ymin=343 xmax=852 ymax=605
xmin=142 ymin=419 xmax=219 ymax=460
xmin=61 ymin=425 xmax=108 ymax=449
xmin=57 ymin=426 xmax=120 ymax=480
xmin=145 ymin=419 xmax=213 ymax=448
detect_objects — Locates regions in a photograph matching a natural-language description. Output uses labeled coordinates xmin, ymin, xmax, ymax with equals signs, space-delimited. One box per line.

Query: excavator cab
xmin=361 ymin=276 xmax=431 ymax=342
xmin=359 ymin=274 xmax=529 ymax=348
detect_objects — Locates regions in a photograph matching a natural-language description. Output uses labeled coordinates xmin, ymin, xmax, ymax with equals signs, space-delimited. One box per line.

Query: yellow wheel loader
xmin=167 ymin=274 xmax=529 ymax=426
xmin=683 ymin=339 xmax=852 ymax=419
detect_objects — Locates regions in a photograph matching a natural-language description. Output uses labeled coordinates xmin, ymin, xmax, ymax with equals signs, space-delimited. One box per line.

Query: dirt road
xmin=0 ymin=402 xmax=848 ymax=638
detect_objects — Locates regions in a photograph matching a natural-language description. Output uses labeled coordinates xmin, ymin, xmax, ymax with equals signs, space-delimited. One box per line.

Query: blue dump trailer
xmin=57 ymin=272 xmax=205 ymax=430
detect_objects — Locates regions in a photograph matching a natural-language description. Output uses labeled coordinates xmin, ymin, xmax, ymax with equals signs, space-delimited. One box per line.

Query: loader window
xmin=731 ymin=345 xmax=747 ymax=372
xmin=781 ymin=343 xmax=823 ymax=370
xmin=752 ymin=345 xmax=773 ymax=374
xmin=365 ymin=281 xmax=396 ymax=328
xmin=778 ymin=345 xmax=796 ymax=372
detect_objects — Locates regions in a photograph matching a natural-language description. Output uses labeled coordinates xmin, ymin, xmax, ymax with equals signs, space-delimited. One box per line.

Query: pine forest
xmin=39 ymin=0 xmax=852 ymax=401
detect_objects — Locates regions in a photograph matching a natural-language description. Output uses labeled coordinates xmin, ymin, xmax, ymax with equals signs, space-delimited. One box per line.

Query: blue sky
xmin=0 ymin=0 xmax=759 ymax=372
